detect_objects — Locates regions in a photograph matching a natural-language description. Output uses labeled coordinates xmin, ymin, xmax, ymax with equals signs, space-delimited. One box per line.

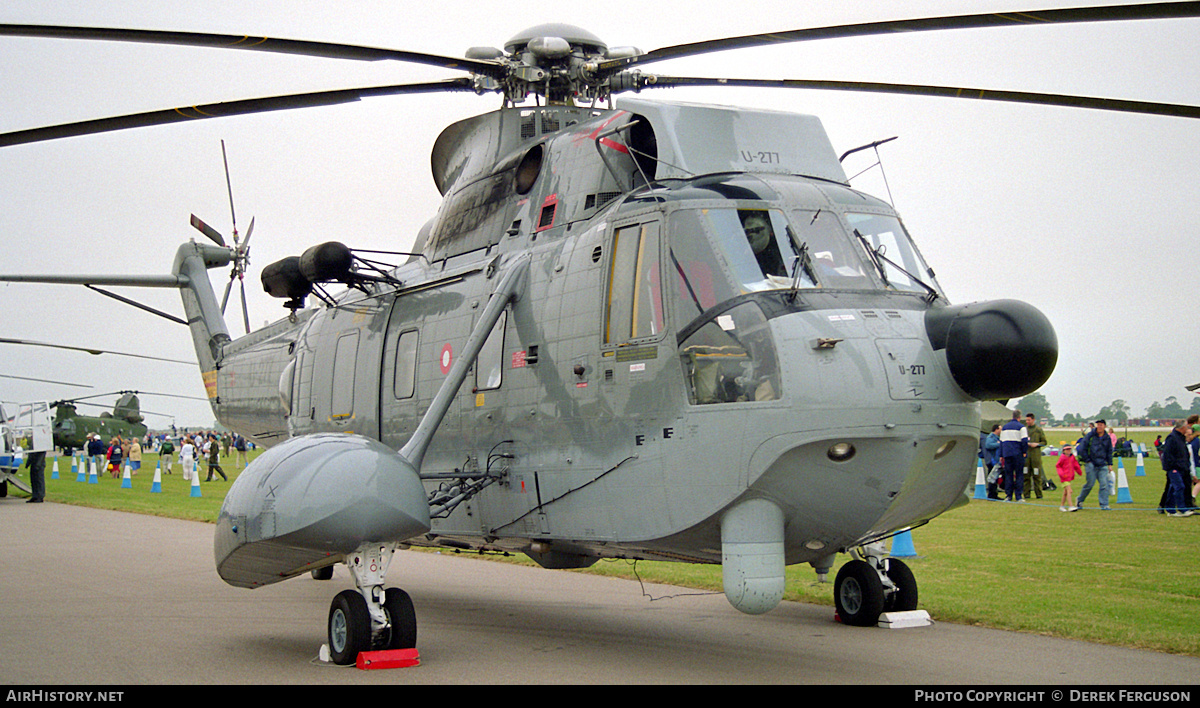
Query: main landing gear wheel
xmin=883 ymin=558 xmax=919 ymax=612
xmin=328 ymin=589 xmax=371 ymax=665
xmin=835 ymin=559 xmax=885 ymax=627
xmin=383 ymin=588 xmax=417 ymax=650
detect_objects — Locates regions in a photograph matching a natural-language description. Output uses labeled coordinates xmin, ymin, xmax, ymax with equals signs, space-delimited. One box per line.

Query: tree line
xmin=1013 ymin=392 xmax=1200 ymax=427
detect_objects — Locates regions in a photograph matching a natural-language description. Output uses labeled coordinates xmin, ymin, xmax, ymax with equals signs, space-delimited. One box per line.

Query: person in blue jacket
xmin=980 ymin=424 xmax=1002 ymax=499
xmin=1157 ymin=421 xmax=1194 ymax=516
xmin=1074 ymin=419 xmax=1114 ymax=511
xmin=998 ymin=412 xmax=1029 ymax=502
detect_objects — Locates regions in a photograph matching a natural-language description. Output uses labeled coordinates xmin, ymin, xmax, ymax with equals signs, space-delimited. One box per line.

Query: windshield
xmin=846 ymin=213 xmax=940 ymax=296
xmin=789 ymin=208 xmax=874 ymax=289
xmin=668 ymin=207 xmax=941 ymax=316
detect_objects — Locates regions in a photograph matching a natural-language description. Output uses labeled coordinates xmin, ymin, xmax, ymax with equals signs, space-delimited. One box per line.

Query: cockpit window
xmin=678 ymin=301 xmax=780 ymax=405
xmin=677 ymin=208 xmax=805 ymax=296
xmin=846 ymin=213 xmax=941 ymax=297
xmin=789 ymin=209 xmax=874 ymax=289
xmin=668 ymin=206 xmax=939 ymax=309
xmin=668 ymin=209 xmax=740 ymax=322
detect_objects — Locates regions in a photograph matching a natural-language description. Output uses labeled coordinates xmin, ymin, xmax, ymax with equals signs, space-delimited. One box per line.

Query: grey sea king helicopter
xmin=4 ymin=2 xmax=1198 ymax=665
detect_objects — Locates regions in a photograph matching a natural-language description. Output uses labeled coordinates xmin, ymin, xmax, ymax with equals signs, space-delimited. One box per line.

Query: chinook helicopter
xmin=2 ymin=3 xmax=1197 ymax=667
xmin=49 ymin=392 xmax=146 ymax=453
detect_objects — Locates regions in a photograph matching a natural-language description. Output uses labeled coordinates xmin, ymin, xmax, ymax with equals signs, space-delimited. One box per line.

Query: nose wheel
xmin=328 ymin=589 xmax=371 ymax=665
xmin=324 ymin=544 xmax=418 ymax=666
xmin=834 ymin=544 xmax=919 ymax=627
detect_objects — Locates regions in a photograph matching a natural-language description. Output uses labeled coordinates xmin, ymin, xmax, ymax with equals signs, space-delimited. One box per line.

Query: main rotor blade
xmin=0 ymin=24 xmax=504 ymax=77
xmin=599 ymin=1 xmax=1200 ymax=73
xmin=0 ymin=337 xmax=196 ymax=365
xmin=0 ymin=373 xmax=93 ymax=389
xmin=643 ymin=75 xmax=1200 ymax=120
xmin=0 ymin=78 xmax=476 ymax=147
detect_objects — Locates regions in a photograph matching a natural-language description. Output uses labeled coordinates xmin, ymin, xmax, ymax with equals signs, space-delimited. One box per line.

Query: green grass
xmin=15 ymin=431 xmax=1200 ymax=656
xmin=32 ymin=452 xmax=259 ymax=523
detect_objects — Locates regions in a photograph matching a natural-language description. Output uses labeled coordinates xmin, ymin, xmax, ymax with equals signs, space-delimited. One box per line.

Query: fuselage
xmin=204 ymin=99 xmax=1053 ymax=573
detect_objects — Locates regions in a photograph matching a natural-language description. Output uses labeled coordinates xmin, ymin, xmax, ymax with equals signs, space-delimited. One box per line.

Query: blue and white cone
xmin=974 ymin=459 xmax=987 ymax=500
xmin=150 ymin=464 xmax=162 ymax=493
xmin=1116 ymin=465 xmax=1133 ymax=504
xmin=1135 ymin=450 xmax=1146 ymax=477
xmin=87 ymin=458 xmax=98 ymax=485
xmin=190 ymin=468 xmax=202 ymax=497
xmin=120 ymin=464 xmax=132 ymax=489
xmin=890 ymin=530 xmax=917 ymax=558
xmin=51 ymin=457 xmax=59 ymax=480
xmin=75 ymin=455 xmax=84 ymax=482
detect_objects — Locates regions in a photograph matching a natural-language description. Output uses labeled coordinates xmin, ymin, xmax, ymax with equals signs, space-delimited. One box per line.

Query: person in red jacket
xmin=1056 ymin=445 xmax=1082 ymax=512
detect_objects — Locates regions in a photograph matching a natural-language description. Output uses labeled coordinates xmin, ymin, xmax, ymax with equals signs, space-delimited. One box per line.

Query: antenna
xmin=841 ymin=136 xmax=898 ymax=206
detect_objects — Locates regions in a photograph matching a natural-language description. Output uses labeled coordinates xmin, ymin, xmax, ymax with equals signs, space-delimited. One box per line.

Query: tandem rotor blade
xmin=0 ymin=24 xmax=504 ymax=76
xmin=597 ymin=1 xmax=1200 ymax=74
xmin=0 ymin=78 xmax=476 ymax=147
xmin=640 ymin=75 xmax=1200 ymax=120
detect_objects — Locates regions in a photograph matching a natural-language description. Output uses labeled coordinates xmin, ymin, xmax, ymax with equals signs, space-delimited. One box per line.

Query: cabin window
xmin=476 ymin=311 xmax=506 ymax=391
xmin=678 ymin=302 xmax=781 ymax=405
xmin=393 ymin=329 xmax=419 ymax=400
xmin=604 ymin=221 xmax=664 ymax=345
xmin=331 ymin=331 xmax=359 ymax=419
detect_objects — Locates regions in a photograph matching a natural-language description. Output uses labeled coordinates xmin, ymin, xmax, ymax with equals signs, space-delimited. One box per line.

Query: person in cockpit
xmin=739 ymin=211 xmax=786 ymax=279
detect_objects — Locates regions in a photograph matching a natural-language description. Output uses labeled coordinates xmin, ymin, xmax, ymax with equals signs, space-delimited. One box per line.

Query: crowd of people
xmin=979 ymin=412 xmax=1200 ymax=516
xmin=80 ymin=429 xmax=253 ymax=482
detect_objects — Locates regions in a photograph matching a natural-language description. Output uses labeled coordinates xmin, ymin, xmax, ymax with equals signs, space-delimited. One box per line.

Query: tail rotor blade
xmin=189 ymin=213 xmax=226 ymax=247
xmin=240 ymin=278 xmax=250 ymax=334
xmin=220 ymin=275 xmax=235 ymax=314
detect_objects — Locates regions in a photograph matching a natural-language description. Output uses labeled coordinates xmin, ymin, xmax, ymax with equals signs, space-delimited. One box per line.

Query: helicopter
xmin=50 ymin=392 xmax=146 ymax=454
xmin=1 ymin=3 xmax=1196 ymax=667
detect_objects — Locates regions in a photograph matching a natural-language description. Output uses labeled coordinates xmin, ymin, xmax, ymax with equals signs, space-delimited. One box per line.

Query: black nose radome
xmin=924 ymin=299 xmax=1057 ymax=401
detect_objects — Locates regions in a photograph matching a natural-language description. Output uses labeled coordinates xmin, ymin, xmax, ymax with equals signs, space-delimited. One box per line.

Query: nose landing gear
xmin=325 ymin=543 xmax=418 ymax=666
xmin=834 ymin=542 xmax=919 ymax=627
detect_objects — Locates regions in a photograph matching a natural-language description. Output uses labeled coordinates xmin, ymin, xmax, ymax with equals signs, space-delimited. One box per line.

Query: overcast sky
xmin=1 ymin=0 xmax=1197 ymax=427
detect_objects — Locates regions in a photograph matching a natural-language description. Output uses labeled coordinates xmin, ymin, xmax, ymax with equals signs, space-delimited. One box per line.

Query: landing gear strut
xmin=325 ymin=543 xmax=418 ymax=665
xmin=834 ymin=542 xmax=919 ymax=626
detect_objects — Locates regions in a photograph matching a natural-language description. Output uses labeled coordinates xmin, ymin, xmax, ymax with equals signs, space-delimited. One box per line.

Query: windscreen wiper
xmin=854 ymin=229 xmax=940 ymax=303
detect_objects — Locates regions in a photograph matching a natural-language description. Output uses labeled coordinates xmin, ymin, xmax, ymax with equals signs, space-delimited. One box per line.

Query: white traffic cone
xmin=190 ymin=467 xmax=202 ymax=497
xmin=150 ymin=463 xmax=162 ymax=493
xmin=120 ymin=464 xmax=132 ymax=489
